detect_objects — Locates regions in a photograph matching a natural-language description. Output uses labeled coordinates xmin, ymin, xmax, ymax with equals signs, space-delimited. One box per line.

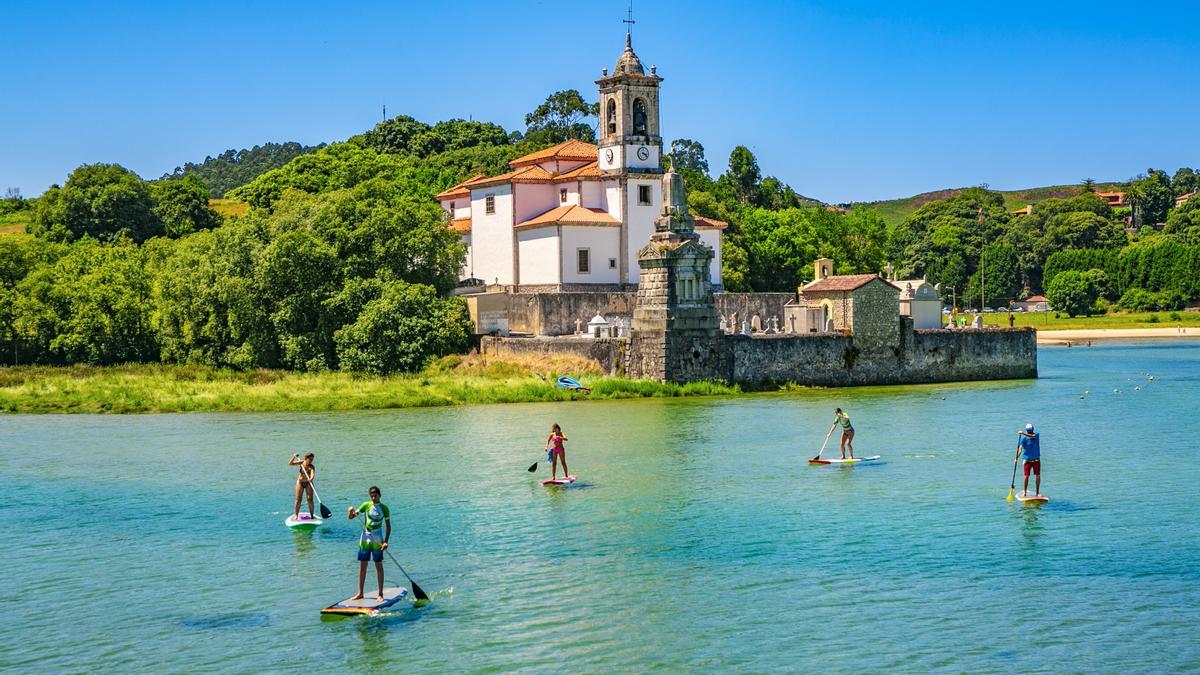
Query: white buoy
xmin=1113 ymin=388 xmax=1120 ymax=393
xmin=1135 ymin=386 xmax=1142 ymax=391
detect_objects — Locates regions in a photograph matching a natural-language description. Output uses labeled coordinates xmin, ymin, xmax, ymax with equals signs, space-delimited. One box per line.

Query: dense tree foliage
xmin=163 ymin=142 xmax=321 ymax=197
xmin=522 ymin=90 xmax=598 ymax=145
xmin=356 ymin=116 xmax=512 ymax=157
xmin=30 ymin=164 xmax=220 ymax=243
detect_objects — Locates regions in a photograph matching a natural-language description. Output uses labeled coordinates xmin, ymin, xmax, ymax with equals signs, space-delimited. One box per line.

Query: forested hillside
xmin=161 ymin=142 xmax=323 ymax=197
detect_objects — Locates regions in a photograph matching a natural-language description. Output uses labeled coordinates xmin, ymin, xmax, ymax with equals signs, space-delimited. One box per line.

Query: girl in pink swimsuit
xmin=545 ymin=424 xmax=569 ymax=480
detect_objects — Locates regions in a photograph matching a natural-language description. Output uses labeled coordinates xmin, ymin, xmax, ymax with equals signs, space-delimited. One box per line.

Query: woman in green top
xmin=348 ymin=486 xmax=391 ymax=601
xmin=835 ymin=408 xmax=855 ymax=459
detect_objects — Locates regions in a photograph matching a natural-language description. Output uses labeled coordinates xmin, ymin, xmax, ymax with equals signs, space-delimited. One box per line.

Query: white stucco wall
xmin=470 ymin=184 xmax=513 ymax=285
xmin=696 ymin=228 xmax=723 ymax=286
xmin=581 ymin=181 xmax=605 ymax=209
xmin=562 ymin=226 xmax=621 ymax=284
xmin=460 ymin=233 xmax=473 ymax=280
xmin=903 ymin=298 xmax=943 ymax=329
xmin=514 ymin=183 xmax=558 ymax=224
xmin=517 ymin=227 xmax=560 ymax=286
xmin=623 ymin=143 xmax=660 ymax=171
xmin=625 ymin=179 xmax=658 ymax=281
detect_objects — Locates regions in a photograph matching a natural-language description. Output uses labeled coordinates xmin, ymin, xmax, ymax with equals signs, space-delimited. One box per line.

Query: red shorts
xmin=1023 ymin=459 xmax=1040 ymax=476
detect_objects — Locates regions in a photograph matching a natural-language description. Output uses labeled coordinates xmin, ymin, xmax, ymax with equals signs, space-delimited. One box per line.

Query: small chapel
xmin=435 ymin=33 xmax=726 ymax=291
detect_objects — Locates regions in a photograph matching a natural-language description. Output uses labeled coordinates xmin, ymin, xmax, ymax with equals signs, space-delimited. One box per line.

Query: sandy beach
xmin=1037 ymin=327 xmax=1199 ymax=344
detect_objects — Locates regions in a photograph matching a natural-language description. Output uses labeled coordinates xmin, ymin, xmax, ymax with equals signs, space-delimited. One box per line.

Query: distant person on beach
xmin=835 ymin=408 xmax=855 ymax=459
xmin=1008 ymin=312 xmax=1015 ymax=327
xmin=349 ymin=486 xmax=391 ymax=601
xmin=546 ymin=423 xmax=570 ymax=479
xmin=289 ymin=452 xmax=316 ymax=519
xmin=1014 ymin=424 xmax=1041 ymax=496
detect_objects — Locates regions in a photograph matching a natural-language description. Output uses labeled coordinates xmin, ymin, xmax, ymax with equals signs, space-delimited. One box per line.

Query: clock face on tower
xmin=605 ymin=148 xmax=614 ymax=163
xmin=637 ymin=146 xmax=649 ymax=161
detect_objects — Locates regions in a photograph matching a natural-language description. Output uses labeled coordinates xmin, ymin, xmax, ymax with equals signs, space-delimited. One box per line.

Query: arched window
xmin=606 ymin=99 xmax=617 ymax=135
xmin=633 ymin=98 xmax=647 ymax=135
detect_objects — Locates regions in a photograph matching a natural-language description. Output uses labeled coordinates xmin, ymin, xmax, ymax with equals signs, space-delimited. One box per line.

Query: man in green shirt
xmin=349 ymin=486 xmax=391 ymax=601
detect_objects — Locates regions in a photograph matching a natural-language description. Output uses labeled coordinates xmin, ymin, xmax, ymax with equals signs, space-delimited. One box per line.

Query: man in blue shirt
xmin=1014 ymin=423 xmax=1041 ymax=496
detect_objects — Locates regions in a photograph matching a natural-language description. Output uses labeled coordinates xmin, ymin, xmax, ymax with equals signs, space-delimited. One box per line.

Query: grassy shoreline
xmin=978 ymin=310 xmax=1200 ymax=330
xmin=0 ymin=358 xmax=742 ymax=414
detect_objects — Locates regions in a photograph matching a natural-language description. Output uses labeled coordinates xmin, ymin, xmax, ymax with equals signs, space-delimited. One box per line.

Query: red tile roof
xmin=509 ymin=139 xmax=598 ymax=168
xmin=435 ymin=175 xmax=480 ymax=200
xmin=694 ymin=215 xmax=728 ymax=230
xmin=515 ymin=204 xmax=621 ymax=230
xmin=461 ymin=164 xmax=555 ymax=189
xmin=802 ymin=273 xmax=884 ymax=293
xmin=1020 ymin=295 xmax=1048 ymax=302
xmin=450 ymin=218 xmax=471 ymax=233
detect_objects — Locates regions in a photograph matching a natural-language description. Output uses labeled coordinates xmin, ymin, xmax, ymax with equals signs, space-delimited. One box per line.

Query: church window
xmin=606 ymin=99 xmax=617 ymax=135
xmin=633 ymin=98 xmax=647 ymax=135
xmin=638 ymin=184 xmax=652 ymax=205
xmin=485 ymin=194 xmax=495 ymax=214
xmin=577 ymin=248 xmax=591 ymax=274
xmin=609 ymin=258 xmax=617 ymax=269
xmin=560 ymin=188 xmax=568 ymax=203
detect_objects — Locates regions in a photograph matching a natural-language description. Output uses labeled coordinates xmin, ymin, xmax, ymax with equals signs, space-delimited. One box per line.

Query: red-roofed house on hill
xmin=435 ymin=35 xmax=724 ymax=291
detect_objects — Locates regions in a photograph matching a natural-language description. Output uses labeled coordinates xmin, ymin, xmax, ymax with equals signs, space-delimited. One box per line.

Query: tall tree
xmin=722 ymin=146 xmax=762 ymax=204
xmin=669 ymin=139 xmax=709 ymax=175
xmin=523 ymin=90 xmax=599 ymax=145
xmin=32 ymin=164 xmax=162 ymax=243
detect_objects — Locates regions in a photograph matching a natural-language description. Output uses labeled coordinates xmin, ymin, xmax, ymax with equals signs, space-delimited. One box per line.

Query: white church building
xmin=436 ymin=34 xmax=725 ymax=291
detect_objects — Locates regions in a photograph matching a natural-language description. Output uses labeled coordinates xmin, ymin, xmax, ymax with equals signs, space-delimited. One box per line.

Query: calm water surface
xmin=1 ymin=342 xmax=1198 ymax=672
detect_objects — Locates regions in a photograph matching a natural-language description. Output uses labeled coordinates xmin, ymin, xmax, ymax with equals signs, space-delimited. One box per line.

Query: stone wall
xmin=500 ymin=291 xmax=794 ymax=336
xmin=480 ymin=336 xmax=626 ymax=375
xmin=850 ymin=280 xmax=901 ymax=354
xmin=729 ymin=327 xmax=1036 ymax=386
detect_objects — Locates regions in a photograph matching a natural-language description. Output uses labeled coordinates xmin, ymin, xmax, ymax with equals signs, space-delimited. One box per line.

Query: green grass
xmin=0 ymin=361 xmax=745 ymax=414
xmin=850 ymin=182 xmax=1126 ymax=228
xmin=0 ymin=211 xmax=32 ymax=236
xmin=209 ymin=198 xmax=250 ymax=218
xmin=979 ymin=310 xmax=1200 ymax=330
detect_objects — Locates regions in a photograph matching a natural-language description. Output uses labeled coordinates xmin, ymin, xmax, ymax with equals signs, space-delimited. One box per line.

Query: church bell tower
xmin=596 ymin=31 xmax=663 ymax=174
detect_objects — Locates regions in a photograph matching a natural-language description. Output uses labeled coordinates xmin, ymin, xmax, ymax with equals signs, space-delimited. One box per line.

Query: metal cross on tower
xmin=623 ymin=2 xmax=635 ymax=38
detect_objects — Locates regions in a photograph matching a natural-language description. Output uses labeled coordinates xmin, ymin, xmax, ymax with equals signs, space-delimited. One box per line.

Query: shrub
xmin=1170 ymin=312 xmax=1183 ymax=321
xmin=1148 ymin=313 xmax=1160 ymax=323
xmin=1117 ymin=288 xmax=1160 ymax=312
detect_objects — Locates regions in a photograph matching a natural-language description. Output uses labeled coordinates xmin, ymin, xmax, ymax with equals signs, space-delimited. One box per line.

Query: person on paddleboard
xmin=348 ymin=486 xmax=391 ymax=601
xmin=1014 ymin=423 xmax=1041 ymax=496
xmin=288 ymin=452 xmax=316 ymax=519
xmin=546 ymin=423 xmax=570 ymax=480
xmin=834 ymin=408 xmax=855 ymax=459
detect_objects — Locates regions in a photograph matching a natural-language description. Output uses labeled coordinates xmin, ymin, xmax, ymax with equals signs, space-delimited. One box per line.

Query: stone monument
xmin=626 ymin=164 xmax=726 ymax=382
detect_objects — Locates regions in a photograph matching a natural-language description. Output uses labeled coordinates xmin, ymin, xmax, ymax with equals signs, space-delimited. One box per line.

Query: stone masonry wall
xmin=480 ymin=326 xmax=1035 ymax=386
xmin=850 ymin=280 xmax=901 ymax=355
xmin=503 ymin=291 xmax=794 ymax=336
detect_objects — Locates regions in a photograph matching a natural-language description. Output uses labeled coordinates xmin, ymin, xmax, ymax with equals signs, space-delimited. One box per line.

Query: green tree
xmin=721 ymin=146 xmax=762 ymax=204
xmin=523 ymin=90 xmax=598 ymax=145
xmin=1045 ymin=270 xmax=1099 ymax=317
xmin=669 ymin=139 xmax=708 ymax=175
xmin=31 ymin=164 xmax=162 ymax=242
xmin=150 ymin=175 xmax=221 ymax=237
xmin=1171 ymin=167 xmax=1198 ymax=196
xmin=1126 ymin=169 xmax=1174 ymax=227
xmin=162 ymin=142 xmax=322 ymax=197
xmin=1081 ymin=178 xmax=1096 ymax=193
xmin=334 ymin=281 xmax=472 ymax=374
xmin=1164 ymin=194 xmax=1200 ymax=244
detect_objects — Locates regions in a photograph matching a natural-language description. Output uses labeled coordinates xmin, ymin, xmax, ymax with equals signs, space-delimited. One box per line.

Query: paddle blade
xmin=410 ymin=580 xmax=430 ymax=601
xmin=319 ymin=503 xmax=333 ymax=519
xmin=1005 ymin=487 xmax=1014 ymax=501
xmin=527 ymin=461 xmax=538 ymax=473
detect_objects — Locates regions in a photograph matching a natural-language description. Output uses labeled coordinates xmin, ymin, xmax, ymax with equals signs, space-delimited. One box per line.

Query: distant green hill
xmin=850 ymin=182 xmax=1127 ymax=227
xmin=161 ymin=142 xmax=323 ymax=197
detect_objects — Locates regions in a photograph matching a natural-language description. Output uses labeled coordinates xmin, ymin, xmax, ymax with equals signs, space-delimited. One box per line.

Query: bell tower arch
xmin=595 ymin=32 xmax=663 ymax=174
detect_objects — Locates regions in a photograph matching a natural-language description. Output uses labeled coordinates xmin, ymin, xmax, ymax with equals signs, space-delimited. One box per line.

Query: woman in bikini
xmin=545 ymin=424 xmax=569 ymax=480
xmin=289 ymin=452 xmax=316 ymax=519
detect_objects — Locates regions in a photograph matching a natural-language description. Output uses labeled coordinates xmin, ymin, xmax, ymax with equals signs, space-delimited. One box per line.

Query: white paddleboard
xmin=809 ymin=455 xmax=881 ymax=465
xmin=1015 ymin=491 xmax=1049 ymax=504
xmin=542 ymin=475 xmax=576 ymax=485
xmin=321 ymin=587 xmax=408 ymax=616
xmin=285 ymin=513 xmax=323 ymax=529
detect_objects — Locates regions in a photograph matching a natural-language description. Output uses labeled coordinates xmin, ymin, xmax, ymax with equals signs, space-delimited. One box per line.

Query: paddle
xmin=810 ymin=421 xmax=839 ymax=461
xmin=299 ymin=463 xmax=334 ymax=519
xmin=1006 ymin=433 xmax=1022 ymax=501
xmin=385 ymin=549 xmax=430 ymax=601
xmin=528 ymin=444 xmax=551 ymax=472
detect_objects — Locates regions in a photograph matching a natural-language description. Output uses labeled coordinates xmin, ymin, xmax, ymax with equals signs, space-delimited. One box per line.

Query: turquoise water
xmin=2 ymin=342 xmax=1199 ymax=672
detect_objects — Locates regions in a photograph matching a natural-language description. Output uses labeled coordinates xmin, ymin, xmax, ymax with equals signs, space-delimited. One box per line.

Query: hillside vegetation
xmin=852 ymin=183 xmax=1127 ymax=228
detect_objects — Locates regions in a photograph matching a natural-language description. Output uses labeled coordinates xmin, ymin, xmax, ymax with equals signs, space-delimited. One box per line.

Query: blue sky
xmin=2 ymin=1 xmax=1197 ymax=203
